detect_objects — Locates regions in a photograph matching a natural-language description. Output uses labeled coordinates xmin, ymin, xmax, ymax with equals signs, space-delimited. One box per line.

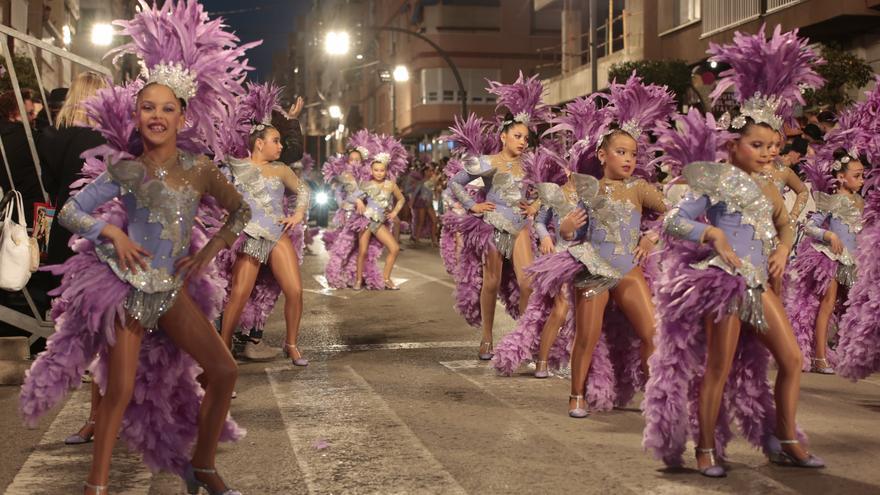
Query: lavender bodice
xmin=230 ymin=160 xmax=285 ymax=242
xmin=447 ymin=155 xmax=526 ymax=234
xmin=804 ymin=191 xmax=863 ymax=265
xmin=58 ymin=153 xmax=249 ymax=293
xmin=663 ymin=162 xmax=793 ymax=287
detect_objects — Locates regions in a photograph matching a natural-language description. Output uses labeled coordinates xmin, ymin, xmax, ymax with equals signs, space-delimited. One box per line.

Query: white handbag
xmin=0 ymin=190 xmax=38 ymax=290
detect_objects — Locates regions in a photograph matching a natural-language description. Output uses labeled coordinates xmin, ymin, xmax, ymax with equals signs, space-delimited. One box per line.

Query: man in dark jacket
xmin=0 ymin=89 xmax=43 ymax=225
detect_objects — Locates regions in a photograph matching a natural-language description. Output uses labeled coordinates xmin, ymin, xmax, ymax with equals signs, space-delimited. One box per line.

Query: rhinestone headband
xmin=355 ymin=146 xmax=370 ymax=160
xmin=503 ymin=111 xmax=531 ymax=128
xmin=145 ymin=62 xmax=198 ymax=103
xmin=596 ymin=119 xmax=642 ymax=151
xmin=721 ymin=93 xmax=783 ymax=132
xmin=373 ymin=152 xmax=391 ymax=165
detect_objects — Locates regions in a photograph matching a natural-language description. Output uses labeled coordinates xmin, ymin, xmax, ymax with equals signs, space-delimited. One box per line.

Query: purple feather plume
xmin=708 ymin=24 xmax=824 ymax=124
xmin=649 ymin=109 xmax=734 ymax=179
xmin=486 ymin=71 xmax=553 ymax=129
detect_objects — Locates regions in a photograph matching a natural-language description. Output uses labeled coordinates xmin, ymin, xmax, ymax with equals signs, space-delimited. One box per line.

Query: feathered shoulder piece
xmin=708 ymin=24 xmax=824 ymax=131
xmin=369 ymin=134 xmax=409 ymax=181
xmin=109 ymin=0 xmax=260 ymax=159
xmin=322 ymin=154 xmax=350 ymax=183
xmin=297 ymin=153 xmax=315 ymax=175
xmin=446 ymin=113 xmax=500 ymax=158
xmin=486 ymin=71 xmax=553 ymax=130
xmin=83 ymin=81 xmax=143 ymax=159
xmin=649 ymin=109 xmax=735 ymax=179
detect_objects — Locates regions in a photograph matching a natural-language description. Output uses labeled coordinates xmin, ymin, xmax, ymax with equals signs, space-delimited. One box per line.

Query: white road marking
xmin=395 ymin=265 xmax=455 ymax=289
xmin=438 ymin=361 xmax=798 ymax=495
xmin=303 ymin=340 xmax=474 ymax=353
xmin=6 ymin=389 xmax=153 ymax=495
xmin=266 ymin=364 xmax=466 ymax=494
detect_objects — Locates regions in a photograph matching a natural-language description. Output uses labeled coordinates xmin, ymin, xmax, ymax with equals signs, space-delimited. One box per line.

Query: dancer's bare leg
xmin=354 ymin=228 xmax=371 ymax=287
xmin=480 ymin=249 xmax=503 ymax=348
xmin=373 ymin=225 xmax=401 ymax=283
xmin=219 ymin=254 xmax=260 ymax=348
xmin=512 ymin=228 xmax=535 ymax=315
xmin=813 ymin=278 xmax=838 ymax=360
xmin=86 ymin=317 xmax=144 ymax=492
xmin=758 ymin=289 xmax=810 ymax=461
xmin=426 ymin=207 xmax=439 ymax=246
xmin=269 ymin=236 xmax=304 ymax=356
xmin=412 ymin=208 xmax=424 ymax=244
xmin=537 ymin=291 xmax=569 ymax=364
xmin=160 ymin=290 xmax=238 ymax=493
xmin=696 ymin=313 xmax=741 ymax=470
xmin=610 ymin=267 xmax=657 ymax=376
xmin=569 ymin=289 xmax=610 ymax=410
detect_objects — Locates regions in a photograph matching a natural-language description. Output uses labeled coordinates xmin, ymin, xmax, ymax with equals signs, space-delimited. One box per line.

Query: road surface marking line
xmin=6 ymin=389 xmax=153 ymax=495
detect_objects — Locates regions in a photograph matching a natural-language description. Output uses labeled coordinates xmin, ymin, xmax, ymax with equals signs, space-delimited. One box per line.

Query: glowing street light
xmin=91 ymin=23 xmax=114 ymax=46
xmin=328 ymin=105 xmax=342 ymax=119
xmin=324 ymin=31 xmax=350 ymax=55
xmin=392 ymin=65 xmax=409 ymax=82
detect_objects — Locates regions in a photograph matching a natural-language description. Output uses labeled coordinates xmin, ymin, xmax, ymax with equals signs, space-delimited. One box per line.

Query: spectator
xmin=271 ymin=96 xmax=305 ymax=165
xmin=816 ymin=110 xmax=837 ymax=134
xmin=802 ymin=123 xmax=824 ymax=144
xmin=35 ymin=87 xmax=68 ymax=132
xmin=0 ymin=89 xmax=42 ymax=224
xmin=37 ymin=71 xmax=107 ymax=270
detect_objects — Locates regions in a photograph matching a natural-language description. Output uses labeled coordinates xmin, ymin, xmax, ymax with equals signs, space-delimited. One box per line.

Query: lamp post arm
xmin=366 ymin=26 xmax=468 ymax=116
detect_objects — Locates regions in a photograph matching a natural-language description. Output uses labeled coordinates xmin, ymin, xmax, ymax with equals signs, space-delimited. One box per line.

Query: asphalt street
xmin=2 ymin=238 xmax=879 ymax=494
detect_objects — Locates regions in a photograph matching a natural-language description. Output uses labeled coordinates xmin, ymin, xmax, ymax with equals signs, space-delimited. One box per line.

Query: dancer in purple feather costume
xmin=823 ymin=77 xmax=880 ymax=380
xmin=219 ymin=83 xmax=312 ymax=368
xmin=785 ymin=144 xmax=869 ymax=374
xmin=353 ymin=136 xmax=408 ymax=290
xmin=643 ymin=24 xmax=825 ymax=478
xmin=446 ymin=73 xmax=549 ymax=359
xmin=19 ymin=2 xmax=259 ymax=493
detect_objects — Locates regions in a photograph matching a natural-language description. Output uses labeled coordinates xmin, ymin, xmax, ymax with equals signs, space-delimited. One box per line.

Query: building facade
xmin=292 ymin=0 xmax=562 ymax=161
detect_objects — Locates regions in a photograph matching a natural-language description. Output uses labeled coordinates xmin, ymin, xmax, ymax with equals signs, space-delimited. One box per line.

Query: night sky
xmin=200 ymin=0 xmax=311 ymax=82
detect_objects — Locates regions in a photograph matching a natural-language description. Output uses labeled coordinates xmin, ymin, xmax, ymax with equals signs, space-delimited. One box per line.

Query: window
xmin=701 ymin=0 xmax=761 ymax=37
xmin=658 ymin=0 xmax=700 ymax=34
xmin=420 ymin=68 xmax=501 ymax=105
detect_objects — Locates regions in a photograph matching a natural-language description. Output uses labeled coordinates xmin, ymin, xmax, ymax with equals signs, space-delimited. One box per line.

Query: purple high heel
xmin=183 ymin=463 xmax=241 ymax=495
xmin=765 ymin=435 xmax=825 ymax=468
xmin=65 ymin=420 xmax=95 ymax=445
xmin=568 ymin=395 xmax=588 ymax=418
xmin=534 ymin=360 xmax=549 ymax=379
xmin=478 ymin=341 xmax=494 ymax=360
xmin=695 ymin=447 xmax=726 ymax=478
xmin=285 ymin=343 xmax=309 ymax=367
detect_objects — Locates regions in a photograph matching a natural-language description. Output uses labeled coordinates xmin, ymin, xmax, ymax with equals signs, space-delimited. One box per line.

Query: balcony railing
xmin=766 ymin=0 xmax=804 ymax=13
xmin=701 ymin=0 xmax=761 ymax=37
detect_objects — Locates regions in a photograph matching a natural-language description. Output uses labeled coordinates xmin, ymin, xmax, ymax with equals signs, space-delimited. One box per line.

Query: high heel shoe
xmin=84 ymin=481 xmax=106 ymax=494
xmin=568 ymin=395 xmax=588 ymax=418
xmin=765 ymin=435 xmax=825 ymax=468
xmin=478 ymin=341 xmax=494 ymax=360
xmin=284 ymin=343 xmax=309 ymax=366
xmin=352 ymin=279 xmax=363 ymax=291
xmin=810 ymin=358 xmax=834 ymax=375
xmin=183 ymin=463 xmax=241 ymax=495
xmin=384 ymin=279 xmax=400 ymax=290
xmin=695 ymin=447 xmax=726 ymax=477
xmin=65 ymin=420 xmax=95 ymax=445
xmin=534 ymin=360 xmax=549 ymax=379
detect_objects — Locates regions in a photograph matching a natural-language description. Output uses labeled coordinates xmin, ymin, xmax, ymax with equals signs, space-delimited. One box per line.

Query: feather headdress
xmin=368 ymin=134 xmax=409 ymax=181
xmin=649 ymin=109 xmax=735 ymax=178
xmin=708 ymin=24 xmax=824 ymax=131
xmin=486 ymin=71 xmax=553 ymax=130
xmin=600 ymin=72 xmax=676 ymax=178
xmin=347 ymin=129 xmax=374 ymax=161
xmin=802 ymin=80 xmax=880 ymax=194
xmin=109 ymin=0 xmax=259 ymax=160
xmin=544 ymin=93 xmax=611 ymax=173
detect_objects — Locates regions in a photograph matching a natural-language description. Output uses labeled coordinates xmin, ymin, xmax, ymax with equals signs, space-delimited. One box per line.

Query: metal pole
xmin=391 ymin=82 xmax=397 ymax=135
xmin=590 ymin=0 xmax=598 ymax=94
xmin=367 ymin=26 xmax=468 ymax=116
